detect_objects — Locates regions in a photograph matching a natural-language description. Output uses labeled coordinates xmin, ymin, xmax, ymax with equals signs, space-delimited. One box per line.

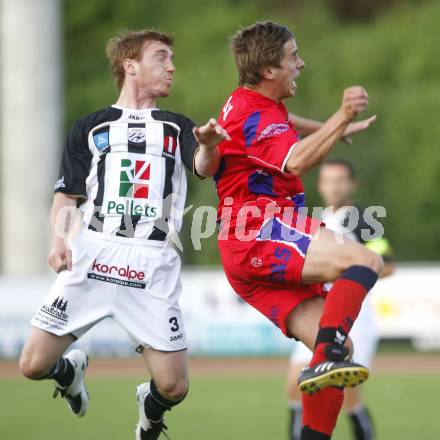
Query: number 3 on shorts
xmin=169 ymin=316 xmax=180 ymax=332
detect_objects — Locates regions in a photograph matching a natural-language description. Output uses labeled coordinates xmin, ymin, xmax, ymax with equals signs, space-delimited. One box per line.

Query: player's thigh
xmin=301 ymin=227 xmax=379 ymax=284
xmin=142 ymin=347 xmax=189 ymax=398
xmin=19 ymin=327 xmax=75 ymax=376
xmin=286 ymin=297 xmax=324 ymax=350
xmin=285 ymin=296 xmax=353 ymax=356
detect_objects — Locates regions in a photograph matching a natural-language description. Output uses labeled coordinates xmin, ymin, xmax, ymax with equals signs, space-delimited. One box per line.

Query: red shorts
xmin=218 ymin=214 xmax=325 ymax=337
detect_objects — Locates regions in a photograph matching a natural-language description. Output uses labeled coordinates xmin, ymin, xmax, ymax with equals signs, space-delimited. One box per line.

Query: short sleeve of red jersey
xmin=243 ymin=108 xmax=299 ymax=173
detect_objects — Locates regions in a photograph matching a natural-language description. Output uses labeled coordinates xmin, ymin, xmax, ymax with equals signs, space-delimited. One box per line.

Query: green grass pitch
xmin=1 ymin=373 xmax=438 ymax=439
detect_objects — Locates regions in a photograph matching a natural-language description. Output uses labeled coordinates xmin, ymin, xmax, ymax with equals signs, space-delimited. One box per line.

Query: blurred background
xmin=0 ymin=0 xmax=439 ymax=439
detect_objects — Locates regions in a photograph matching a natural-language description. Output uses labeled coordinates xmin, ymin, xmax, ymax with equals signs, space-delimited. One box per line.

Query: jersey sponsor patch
xmin=257 ymin=123 xmax=289 ymax=141
xmin=128 ymin=127 xmax=146 ymax=143
xmin=87 ymin=258 xmax=146 ymax=289
xmin=102 ymin=153 xmax=164 ymax=219
xmin=119 ymin=159 xmax=151 ymax=198
xmin=93 ymin=131 xmax=110 ymax=151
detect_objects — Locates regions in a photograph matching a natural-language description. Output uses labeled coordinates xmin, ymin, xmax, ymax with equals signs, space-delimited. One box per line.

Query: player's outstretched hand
xmin=48 ymin=240 xmax=72 ymax=273
xmin=341 ymin=86 xmax=369 ymax=122
xmin=193 ymin=118 xmax=231 ymax=150
xmin=342 ymin=115 xmax=377 ymax=144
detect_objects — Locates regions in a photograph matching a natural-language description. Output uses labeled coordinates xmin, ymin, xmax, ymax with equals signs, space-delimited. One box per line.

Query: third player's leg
xmin=19 ymin=326 xmax=75 ymax=379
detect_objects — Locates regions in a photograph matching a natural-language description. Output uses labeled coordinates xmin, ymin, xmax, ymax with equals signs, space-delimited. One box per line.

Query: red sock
xmin=302 ymin=387 xmax=344 ymax=437
xmin=310 ymin=266 xmax=378 ymax=366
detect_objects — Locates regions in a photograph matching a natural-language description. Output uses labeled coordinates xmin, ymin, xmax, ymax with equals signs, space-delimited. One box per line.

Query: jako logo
xmin=92 ymin=259 xmax=145 ymax=280
xmin=119 ymin=159 xmax=150 ymax=198
xmin=128 ymin=114 xmax=145 ymax=121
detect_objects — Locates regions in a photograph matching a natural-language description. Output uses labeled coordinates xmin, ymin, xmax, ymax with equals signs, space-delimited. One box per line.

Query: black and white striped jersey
xmin=54 ymin=105 xmax=199 ymax=240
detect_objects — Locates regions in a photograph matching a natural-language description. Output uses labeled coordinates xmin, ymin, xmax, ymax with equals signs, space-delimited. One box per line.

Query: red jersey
xmin=215 ymin=87 xmax=305 ymax=239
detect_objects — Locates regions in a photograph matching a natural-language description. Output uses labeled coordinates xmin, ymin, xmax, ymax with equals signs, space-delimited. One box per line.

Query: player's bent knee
xmin=156 ymin=377 xmax=189 ymax=401
xmin=345 ymin=247 xmax=384 ymax=275
xmin=19 ymin=354 xmax=51 ymax=380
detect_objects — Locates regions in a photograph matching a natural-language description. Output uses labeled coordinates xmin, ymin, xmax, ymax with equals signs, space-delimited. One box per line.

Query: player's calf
xmin=136 ymin=379 xmax=188 ymax=440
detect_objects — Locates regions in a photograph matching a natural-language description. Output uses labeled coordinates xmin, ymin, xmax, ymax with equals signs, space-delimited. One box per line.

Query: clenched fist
xmin=341 ymin=86 xmax=369 ymax=122
xmin=48 ymin=239 xmax=72 ymax=273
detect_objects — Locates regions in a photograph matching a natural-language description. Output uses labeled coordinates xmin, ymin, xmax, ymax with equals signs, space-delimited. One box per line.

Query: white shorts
xmin=31 ymin=230 xmax=187 ymax=352
xmin=289 ymin=297 xmax=379 ymax=369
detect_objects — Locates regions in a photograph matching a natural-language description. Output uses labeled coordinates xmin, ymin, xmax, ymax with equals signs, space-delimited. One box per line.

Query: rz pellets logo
xmin=119 ymin=159 xmax=150 ymax=198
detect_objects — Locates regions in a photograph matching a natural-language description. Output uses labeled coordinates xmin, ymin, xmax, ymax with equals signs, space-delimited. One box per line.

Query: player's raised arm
xmin=289 ymin=114 xmax=323 ymax=137
xmin=285 ymin=86 xmax=374 ymax=176
xmin=193 ymin=118 xmax=230 ymax=177
xmin=289 ymin=113 xmax=376 ymax=142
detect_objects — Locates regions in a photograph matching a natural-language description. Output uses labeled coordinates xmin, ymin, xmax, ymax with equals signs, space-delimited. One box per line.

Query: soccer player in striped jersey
xmin=19 ymin=29 xmax=228 ymax=440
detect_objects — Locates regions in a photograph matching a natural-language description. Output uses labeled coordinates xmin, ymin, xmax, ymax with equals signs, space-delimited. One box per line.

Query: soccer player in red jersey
xmin=214 ymin=22 xmax=383 ymax=439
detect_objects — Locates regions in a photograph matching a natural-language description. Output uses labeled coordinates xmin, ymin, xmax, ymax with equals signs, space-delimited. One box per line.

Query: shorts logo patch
xmin=88 ymin=259 xmax=146 ymax=289
xmin=34 ymin=296 xmax=70 ymax=331
xmin=169 ymin=333 xmax=184 ymax=342
xmin=269 ymin=246 xmax=292 ymax=282
xmin=250 ymin=256 xmax=263 ymax=268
